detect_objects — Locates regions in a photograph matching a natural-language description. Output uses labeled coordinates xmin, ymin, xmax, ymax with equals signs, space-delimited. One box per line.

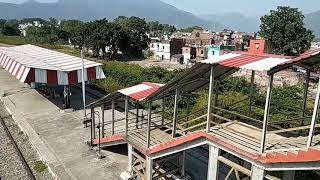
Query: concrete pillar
xmin=283 ymin=170 xmax=295 ymax=180
xmin=179 ymin=151 xmax=186 ymax=177
xmin=146 ymin=156 xmax=153 ymax=180
xmin=251 ymin=165 xmax=265 ymax=180
xmin=172 ymin=89 xmax=180 ymax=138
xmin=207 ymin=145 xmax=220 ymax=180
xmin=101 ymin=105 xmax=105 ymax=138
xmin=260 ymin=75 xmax=273 ymax=153
xmin=127 ymin=144 xmax=133 ymax=174
xmin=206 ymin=65 xmax=214 ymax=133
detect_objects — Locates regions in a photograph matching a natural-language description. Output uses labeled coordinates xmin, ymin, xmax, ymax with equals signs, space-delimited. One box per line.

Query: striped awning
xmin=0 ymin=52 xmax=30 ymax=83
xmin=0 ymin=44 xmax=105 ymax=85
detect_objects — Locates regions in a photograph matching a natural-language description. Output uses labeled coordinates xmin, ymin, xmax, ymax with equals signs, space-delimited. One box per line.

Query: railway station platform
xmin=0 ymin=68 xmax=128 ymax=180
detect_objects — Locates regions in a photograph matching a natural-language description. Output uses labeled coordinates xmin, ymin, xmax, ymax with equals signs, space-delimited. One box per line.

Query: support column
xmin=207 ymin=145 xmax=220 ymax=180
xmin=307 ymin=77 xmax=320 ymax=148
xmin=251 ymin=165 xmax=265 ymax=180
xmin=161 ymin=98 xmax=165 ymax=126
xmin=147 ymin=102 xmax=152 ymax=148
xmin=101 ymin=105 xmax=105 ymax=138
xmin=125 ymin=96 xmax=129 ymax=137
xmin=260 ymin=75 xmax=273 ymax=153
xmin=111 ymin=100 xmax=115 ymax=135
xmin=248 ymin=70 xmax=255 ymax=117
xmin=179 ymin=151 xmax=186 ymax=177
xmin=146 ymin=156 xmax=153 ymax=180
xmin=127 ymin=144 xmax=133 ymax=174
xmin=283 ymin=170 xmax=295 ymax=180
xmin=63 ymin=85 xmax=71 ymax=109
xmin=206 ymin=65 xmax=215 ymax=133
xmin=301 ymin=70 xmax=310 ymax=126
xmin=136 ymin=101 xmax=139 ymax=129
xmin=172 ymin=89 xmax=180 ymax=138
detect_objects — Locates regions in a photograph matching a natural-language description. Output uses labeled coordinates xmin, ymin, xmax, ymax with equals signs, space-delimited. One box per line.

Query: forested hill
xmin=0 ymin=0 xmax=224 ymax=30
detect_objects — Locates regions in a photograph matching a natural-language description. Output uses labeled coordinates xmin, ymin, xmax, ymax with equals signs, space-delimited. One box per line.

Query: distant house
xmin=149 ymin=39 xmax=170 ymax=60
xmin=311 ymin=42 xmax=320 ymax=49
xmin=18 ymin=21 xmax=43 ymax=37
xmin=149 ymin=38 xmax=185 ymax=61
xmin=182 ymin=30 xmax=215 ymax=64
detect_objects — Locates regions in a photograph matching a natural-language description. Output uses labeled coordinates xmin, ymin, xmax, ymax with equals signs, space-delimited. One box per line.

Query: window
xmin=201 ymin=50 xmax=204 ymax=54
xmin=255 ymin=43 xmax=260 ymax=50
xmin=151 ymin=44 xmax=154 ymax=48
xmin=212 ymin=51 xmax=215 ymax=55
xmin=157 ymin=44 xmax=159 ymax=48
xmin=163 ymin=46 xmax=165 ymax=50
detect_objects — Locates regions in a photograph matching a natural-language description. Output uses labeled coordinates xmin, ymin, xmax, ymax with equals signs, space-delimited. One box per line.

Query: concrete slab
xmin=0 ymin=69 xmax=127 ymax=180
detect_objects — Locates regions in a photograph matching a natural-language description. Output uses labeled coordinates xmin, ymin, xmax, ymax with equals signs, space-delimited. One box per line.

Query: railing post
xmin=91 ymin=107 xmax=96 ymax=140
xmin=125 ymin=96 xmax=129 ymax=137
xmin=111 ymin=100 xmax=115 ymax=135
xmin=301 ymin=70 xmax=310 ymax=126
xmin=147 ymin=102 xmax=152 ymax=148
xmin=172 ymin=89 xmax=180 ymax=138
xmin=206 ymin=65 xmax=214 ymax=133
xmin=101 ymin=105 xmax=105 ymax=138
xmin=260 ymin=74 xmax=273 ymax=153
xmin=307 ymin=77 xmax=320 ymax=148
xmin=248 ymin=70 xmax=255 ymax=117
xmin=136 ymin=101 xmax=139 ymax=129
xmin=161 ymin=98 xmax=165 ymax=126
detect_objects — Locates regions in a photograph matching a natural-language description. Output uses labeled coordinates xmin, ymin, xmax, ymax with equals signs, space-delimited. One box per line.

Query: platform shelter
xmin=88 ymin=43 xmax=320 ymax=180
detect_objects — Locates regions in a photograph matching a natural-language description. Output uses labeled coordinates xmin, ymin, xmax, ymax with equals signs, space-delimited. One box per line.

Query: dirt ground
xmin=129 ymin=59 xmax=187 ymax=70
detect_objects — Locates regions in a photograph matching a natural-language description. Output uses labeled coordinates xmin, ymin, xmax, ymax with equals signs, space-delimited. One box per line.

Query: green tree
xmin=115 ymin=16 xmax=150 ymax=58
xmin=148 ymin=21 xmax=176 ymax=36
xmin=25 ymin=25 xmax=68 ymax=45
xmin=260 ymin=6 xmax=314 ymax=56
xmin=1 ymin=19 xmax=20 ymax=36
xmin=179 ymin=26 xmax=203 ymax=33
xmin=2 ymin=25 xmax=20 ymax=36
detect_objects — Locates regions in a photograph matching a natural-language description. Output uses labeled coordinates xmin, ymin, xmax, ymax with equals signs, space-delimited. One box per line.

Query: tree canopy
xmin=179 ymin=26 xmax=203 ymax=33
xmin=148 ymin=21 xmax=176 ymax=36
xmin=260 ymin=6 xmax=314 ymax=56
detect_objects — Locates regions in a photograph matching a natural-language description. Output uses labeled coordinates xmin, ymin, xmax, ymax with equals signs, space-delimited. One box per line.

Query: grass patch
xmin=34 ymin=160 xmax=47 ymax=173
xmin=0 ymin=35 xmax=27 ymax=45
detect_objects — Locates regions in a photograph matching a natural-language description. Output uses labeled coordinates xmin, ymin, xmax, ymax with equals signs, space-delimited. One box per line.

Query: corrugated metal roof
xmin=0 ymin=44 xmax=101 ymax=72
xmin=202 ymin=52 xmax=292 ymax=72
xmin=118 ymin=82 xmax=164 ymax=101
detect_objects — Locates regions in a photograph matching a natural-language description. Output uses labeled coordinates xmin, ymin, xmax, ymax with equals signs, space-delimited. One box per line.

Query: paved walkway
xmin=0 ymin=68 xmax=127 ymax=180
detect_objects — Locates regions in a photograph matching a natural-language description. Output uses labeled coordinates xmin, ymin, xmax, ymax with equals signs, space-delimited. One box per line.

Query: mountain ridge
xmin=0 ymin=0 xmax=225 ymax=30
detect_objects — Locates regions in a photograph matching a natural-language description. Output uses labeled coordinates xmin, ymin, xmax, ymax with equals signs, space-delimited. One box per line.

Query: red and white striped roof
xmin=0 ymin=44 xmax=105 ymax=85
xmin=202 ymin=52 xmax=293 ymax=72
xmin=118 ymin=82 xmax=164 ymax=101
xmin=1 ymin=44 xmax=101 ymax=71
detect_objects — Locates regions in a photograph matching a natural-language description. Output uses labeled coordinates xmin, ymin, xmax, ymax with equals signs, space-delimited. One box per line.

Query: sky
xmin=1 ymin=0 xmax=319 ymax=17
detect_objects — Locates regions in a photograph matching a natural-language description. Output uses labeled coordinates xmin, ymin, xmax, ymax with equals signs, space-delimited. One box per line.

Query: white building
xmin=311 ymin=42 xmax=320 ymax=49
xmin=18 ymin=21 xmax=43 ymax=37
xmin=149 ymin=41 xmax=171 ymax=61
